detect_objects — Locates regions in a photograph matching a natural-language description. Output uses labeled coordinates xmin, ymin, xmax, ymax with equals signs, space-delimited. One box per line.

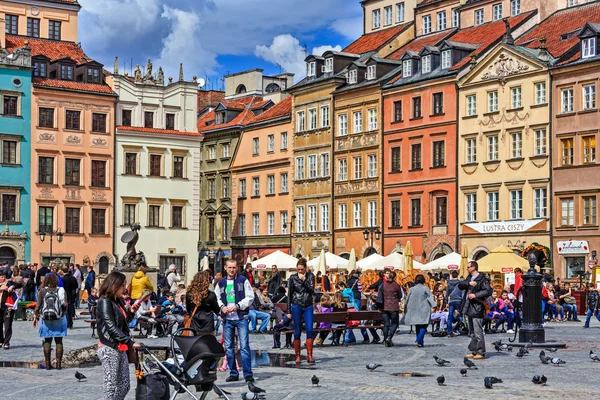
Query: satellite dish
xmin=197 ymin=78 xmax=206 ymax=88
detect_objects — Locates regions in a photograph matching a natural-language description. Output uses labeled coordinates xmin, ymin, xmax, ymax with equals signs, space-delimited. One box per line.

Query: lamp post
xmin=519 ymin=252 xmax=545 ymax=343
xmin=362 ymin=227 xmax=381 ymax=256
xmin=39 ymin=229 xmax=63 ymax=263
xmin=285 ymin=215 xmax=296 ymax=256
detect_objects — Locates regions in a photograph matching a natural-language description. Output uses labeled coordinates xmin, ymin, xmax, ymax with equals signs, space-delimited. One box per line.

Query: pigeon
xmin=484 ymin=376 xmax=502 ymax=389
xmin=460 ymin=368 xmax=468 ymax=377
xmin=241 ymin=393 xmax=265 ymax=400
xmin=434 ymin=356 xmax=451 ymax=366
xmin=248 ymin=382 xmax=266 ymax=394
xmin=516 ymin=349 xmax=525 ymax=358
xmin=437 ymin=375 xmax=445 ymax=386
xmin=532 ymin=375 xmax=547 ymax=385
xmin=464 ymin=357 xmax=478 ymax=369
xmin=366 ymin=363 xmax=382 ymax=371
xmin=492 ymin=339 xmax=503 ymax=347
xmin=539 ymin=351 xmax=550 ymax=364
xmin=590 ymin=350 xmax=600 ymax=362
xmin=525 ymin=340 xmax=533 ymax=349
xmin=547 ymin=347 xmax=558 ymax=353
xmin=550 ymin=357 xmax=566 ymax=366
xmin=489 ymin=377 xmax=503 ymax=384
xmin=495 ymin=343 xmax=512 ymax=352
xmin=311 ymin=375 xmax=320 ymax=387
xmin=521 ymin=347 xmax=530 ymax=354
xmin=213 ymin=385 xmax=232 ymax=397
xmin=75 ymin=371 xmax=86 ymax=382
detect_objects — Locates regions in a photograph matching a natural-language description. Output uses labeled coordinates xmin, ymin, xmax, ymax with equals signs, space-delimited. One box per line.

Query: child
xmin=498 ymin=290 xmax=515 ymax=333
xmin=330 ymin=292 xmax=347 ymax=346
xmin=314 ymin=294 xmax=333 ymax=345
xmin=162 ymin=292 xmax=184 ymax=335
xmin=87 ymin=287 xmax=98 ymax=338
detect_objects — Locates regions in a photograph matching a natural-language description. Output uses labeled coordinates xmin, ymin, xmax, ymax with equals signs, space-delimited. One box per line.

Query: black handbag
xmin=136 ymin=373 xmax=170 ymax=400
xmin=375 ymin=284 xmax=384 ymax=310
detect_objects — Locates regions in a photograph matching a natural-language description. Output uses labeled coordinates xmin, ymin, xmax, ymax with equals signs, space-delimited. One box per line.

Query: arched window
xmin=265 ymin=83 xmax=281 ymax=93
xmin=0 ymin=247 xmax=16 ymax=266
xmin=99 ymin=256 xmax=109 ymax=275
xmin=236 ymin=84 xmax=247 ymax=94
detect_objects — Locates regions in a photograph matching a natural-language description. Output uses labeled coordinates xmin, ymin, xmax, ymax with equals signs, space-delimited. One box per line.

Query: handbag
xmin=182 ymin=304 xmax=199 ymax=337
xmin=347 ymin=307 xmax=360 ymax=327
xmin=564 ymin=296 xmax=577 ymax=305
xmin=127 ymin=345 xmax=137 ymax=364
xmin=135 ymin=373 xmax=170 ymax=400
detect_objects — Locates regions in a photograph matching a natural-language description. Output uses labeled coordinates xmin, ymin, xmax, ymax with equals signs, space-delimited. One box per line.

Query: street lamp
xmin=285 ymin=215 xmax=296 ymax=256
xmin=39 ymin=229 xmax=63 ymax=263
xmin=362 ymin=227 xmax=381 ymax=256
xmin=519 ymin=251 xmax=545 ymax=343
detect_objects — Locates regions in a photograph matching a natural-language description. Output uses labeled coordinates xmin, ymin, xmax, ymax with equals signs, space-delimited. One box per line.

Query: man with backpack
xmin=446 ymin=271 xmax=464 ymax=337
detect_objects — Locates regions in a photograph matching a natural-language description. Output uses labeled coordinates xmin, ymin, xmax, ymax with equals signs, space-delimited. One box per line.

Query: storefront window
xmin=565 ymin=256 xmax=585 ymax=279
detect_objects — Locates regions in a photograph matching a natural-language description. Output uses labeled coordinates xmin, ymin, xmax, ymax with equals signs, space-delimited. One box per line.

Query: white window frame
xmin=368 ymin=154 xmax=377 ymax=178
xmin=466 ymin=138 xmax=477 ymax=164
xmin=368 ymin=108 xmax=377 ymax=130
xmin=239 ymin=214 xmax=246 ymax=236
xmin=353 ymin=202 xmax=362 ymax=228
xmin=465 ymin=193 xmax=477 ymax=222
xmin=223 ymin=143 xmax=230 ymax=158
xmin=348 ymin=69 xmax=357 ymax=84
xmin=535 ymin=82 xmax=546 ymax=104
xmin=441 ymin=50 xmax=451 ymax=69
xmin=534 ymin=129 xmax=547 ymax=156
xmin=583 ymin=37 xmax=596 ymax=59
xmin=296 ymin=111 xmax=305 ymax=131
xmin=296 ymin=156 xmax=305 ymax=180
xmin=467 ymin=94 xmax=477 ymax=116
xmin=308 ymin=205 xmax=317 ymax=232
xmin=493 ymin=3 xmax=503 ymax=21
xmin=487 ymin=135 xmax=498 ymax=161
xmin=368 ymin=201 xmax=377 ymax=227
xmin=281 ymin=172 xmax=288 ymax=192
xmin=367 ymin=65 xmax=376 ymax=80
xmin=511 ymin=132 xmax=523 ymax=158
xmin=320 ymin=203 xmax=329 ymax=232
xmin=583 ymin=84 xmax=596 ymax=110
xmin=252 ymin=177 xmax=260 ymax=197
xmin=267 ymin=134 xmax=274 ymax=152
xmin=488 ymin=91 xmax=499 ymax=112
xmin=353 ymin=156 xmax=362 ymax=179
xmin=253 ymin=213 xmax=260 ymax=236
xmin=267 ymin=175 xmax=275 ymax=195
xmin=373 ymin=9 xmax=381 ymax=29
xmin=308 ymin=154 xmax=317 ymax=179
xmin=324 ymin=57 xmax=333 ymax=73
xmin=281 ymin=132 xmax=288 ymax=150
xmin=423 ymin=15 xmax=432 ymax=34
xmin=397 ymin=2 xmax=405 ymax=23
xmin=353 ymin=111 xmax=362 ymax=134
xmin=511 ymin=0 xmax=521 ymax=16
xmin=252 ymin=137 xmax=259 ymax=155
xmin=402 ymin=60 xmax=412 ymax=77
xmin=452 ymin=8 xmax=459 ymax=27
xmin=308 ymin=108 xmax=317 ymax=130
xmin=422 ymin=55 xmax=431 ymax=73
xmin=339 ymin=203 xmax=347 ymax=228
xmin=487 ymin=192 xmax=499 ymax=221
xmin=510 ymin=190 xmax=523 ymax=219
xmin=320 ymin=152 xmax=330 ymax=177
xmin=338 ymin=114 xmax=348 ymax=136
xmin=437 ymin=11 xmax=446 ymax=31
xmin=561 ymin=198 xmax=574 ymax=226
xmin=267 ymin=212 xmax=275 ymax=235
xmin=320 ymin=105 xmax=330 ymax=127
xmin=281 ymin=211 xmax=288 ymax=234
xmin=338 ymin=158 xmax=348 ymax=181
xmin=561 ymin=88 xmax=574 ymax=113
xmin=384 ymin=6 xmax=392 ymax=26
xmin=534 ymin=188 xmax=547 ymax=218
xmin=296 ymin=206 xmax=305 ymax=233
xmin=475 ymin=9 xmax=484 ymax=25
xmin=307 ymin=61 xmax=316 ymax=77
xmin=239 ymin=179 xmax=246 ymax=197
xmin=511 ymin=86 xmax=522 ymax=109
xmin=208 ymin=146 xmax=215 ymax=160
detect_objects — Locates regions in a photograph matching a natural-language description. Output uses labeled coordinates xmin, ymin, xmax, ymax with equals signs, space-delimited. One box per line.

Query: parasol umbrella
xmin=477 ymin=245 xmax=529 ymax=273
xmin=366 ymin=252 xmax=424 ymax=271
xmin=246 ymin=255 xmax=252 ymax=265
xmin=405 ymin=241 xmax=414 ymax=275
xmin=201 ymin=256 xmax=209 ymax=271
xmin=421 ymin=252 xmax=465 ymax=272
xmin=347 ymin=248 xmax=357 ymax=272
xmin=307 ymin=251 xmax=350 ymax=271
xmin=251 ymin=250 xmax=299 ymax=270
xmin=356 ymin=253 xmax=384 ymax=270
xmin=460 ymin=243 xmax=469 ymax=278
xmin=317 ymin=249 xmax=327 ymax=276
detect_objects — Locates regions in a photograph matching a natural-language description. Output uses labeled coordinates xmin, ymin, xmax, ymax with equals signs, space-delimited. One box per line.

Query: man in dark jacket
xmin=445 ymin=271 xmax=463 ymax=337
xmin=62 ymin=266 xmax=78 ymax=329
xmin=35 ymin=263 xmax=50 ymax=301
xmin=84 ymin=266 xmax=96 ymax=297
xmin=584 ymin=282 xmax=600 ymax=328
xmin=267 ymin=265 xmax=281 ymax=298
xmin=241 ymin=264 xmax=255 ymax=287
xmin=458 ymin=261 xmax=492 ymax=359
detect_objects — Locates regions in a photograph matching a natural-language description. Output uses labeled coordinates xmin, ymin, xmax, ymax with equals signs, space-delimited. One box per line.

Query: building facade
xmin=362 ymin=0 xmax=417 ymax=35
xmin=459 ymin=0 xmax=566 ymax=29
xmin=224 ymin=69 xmax=293 ymax=103
xmin=0 ymin=42 xmax=32 ymax=265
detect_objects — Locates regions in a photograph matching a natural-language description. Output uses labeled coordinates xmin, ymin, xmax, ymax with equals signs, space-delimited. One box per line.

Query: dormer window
xmin=403 ymin=60 xmax=412 ymax=77
xmin=61 ymin=64 xmax=74 ymax=81
xmin=441 ymin=50 xmax=451 ymax=69
xmin=215 ymin=112 xmax=225 ymax=125
xmin=324 ymin=58 xmax=333 ymax=73
xmin=422 ymin=55 xmax=431 ymax=73
xmin=366 ymin=65 xmax=376 ymax=80
xmin=582 ymin=37 xmax=596 ymax=59
xmin=348 ymin=69 xmax=357 ymax=84
xmin=307 ymin=61 xmax=316 ymax=77
xmin=33 ymin=61 xmax=47 ymax=78
xmin=87 ymin=68 xmax=100 ymax=84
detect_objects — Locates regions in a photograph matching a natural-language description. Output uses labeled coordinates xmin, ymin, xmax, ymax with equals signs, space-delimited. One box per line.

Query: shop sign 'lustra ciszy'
xmin=463 ymin=219 xmax=545 ymax=234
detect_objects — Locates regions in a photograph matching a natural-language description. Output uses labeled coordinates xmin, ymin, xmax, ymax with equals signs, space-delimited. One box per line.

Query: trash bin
xmin=573 ymin=290 xmax=586 ymax=316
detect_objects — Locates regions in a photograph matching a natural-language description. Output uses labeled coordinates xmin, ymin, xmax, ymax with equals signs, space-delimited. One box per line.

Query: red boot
xmin=293 ymin=340 xmax=301 ymax=364
xmin=306 ymin=338 xmax=315 ymax=364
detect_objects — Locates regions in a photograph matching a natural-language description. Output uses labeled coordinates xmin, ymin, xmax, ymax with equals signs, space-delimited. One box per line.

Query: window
xmin=487 ymin=192 xmax=499 ymax=220
xmin=583 ymin=38 xmax=596 ymax=58
xmin=92 ymin=209 xmax=106 ymax=234
xmin=423 ymin=15 xmax=432 ymax=34
xmin=368 ymin=154 xmax=377 ymax=177
xmin=296 ymin=157 xmax=305 ymax=180
xmin=367 ymin=201 xmax=377 ymax=227
xmin=510 ymin=87 xmax=522 ymax=109
xmin=87 ymin=68 xmax=100 ymax=84
xmin=61 ymin=64 xmax=74 ymax=81
xmin=412 ymin=97 xmax=422 ymax=118
xmin=63 ymin=207 xmax=79 ymax=234
xmin=452 ymin=8 xmax=460 ymax=27
xmin=562 ymin=88 xmax=574 ymax=113
xmin=1 ymin=194 xmax=16 ymax=223
xmin=281 ymin=211 xmax=288 ymax=234
xmin=321 ymin=105 xmax=330 ymax=127
xmin=320 ymin=204 xmax=329 ymax=231
xmin=373 ymin=9 xmax=381 ymax=29
xmin=320 ymin=153 xmax=330 ymax=177
xmin=124 ymin=204 xmax=136 ymax=226
xmin=534 ymin=188 xmax=547 ymax=218
xmin=125 ymin=153 xmax=137 ymax=175
xmin=367 ymin=65 xmax=376 ymax=80
xmin=215 ymin=112 xmax=224 ymax=125
xmin=384 ymin=6 xmax=392 ymax=25
xmin=267 ymin=212 xmax=275 ymax=235
xmin=467 ymin=95 xmax=477 ymax=116
xmin=324 ymin=58 xmax=333 ymax=73
xmin=338 ymin=158 xmax=348 ymax=181
xmin=144 ymin=111 xmax=154 ymax=128
xmin=65 ymin=159 xmax=81 ymax=186
xmin=584 ymin=196 xmax=597 ymax=225
xmin=173 ymin=156 xmax=184 ymax=178
xmin=267 ymin=175 xmax=275 ymax=195
xmin=535 ymin=82 xmax=546 ymax=104
xmin=510 ymin=190 xmax=523 ymax=219
xmin=584 ymin=84 xmax=596 ymax=110
xmin=561 ymin=198 xmax=574 ymax=226
xmin=534 ymin=129 xmax=547 ymax=156
xmin=208 ymin=146 xmax=215 ymax=160
xmin=511 ymin=132 xmax=522 ymax=158
xmin=391 ymin=200 xmax=401 ymax=227
xmin=308 ymin=154 xmax=317 ymax=178
xmin=353 ymin=156 xmax=362 ymax=179
xmin=436 ymin=197 xmax=447 ymax=225
xmin=567 ymin=0 xmax=578 ymax=5
xmin=252 ymin=177 xmax=260 ymax=196
xmin=583 ymin=136 xmax=596 ymax=164
xmin=2 ymin=96 xmax=17 ymax=116
xmin=297 ymin=111 xmax=305 ymax=131
xmin=91 ymin=160 xmax=106 ymax=187
xmin=466 ymin=193 xmax=477 ymax=222
xmin=49 ymin=20 xmax=61 ymax=40
xmin=466 ymin=138 xmax=477 ymax=164
xmin=252 ymin=137 xmax=259 ymax=155
xmin=307 ymin=62 xmax=316 ymax=77
xmin=150 ymin=154 xmax=162 ymax=176
xmin=2 ymin=140 xmax=17 ymax=165
xmin=353 ymin=203 xmax=362 ymax=227
xmin=511 ymin=0 xmax=521 ymax=16
xmin=433 ymin=93 xmax=444 ymax=115
xmin=397 ymin=2 xmax=405 ymax=22
xmin=281 ymin=132 xmax=288 ymax=149
xmin=222 ymin=177 xmax=230 ymax=198
xmin=281 ymin=173 xmax=288 ymax=192
xmin=441 ymin=50 xmax=451 ymax=69
xmin=33 ymin=61 xmax=47 ymax=78
xmin=239 ymin=214 xmax=246 ymax=236
xmin=561 ymin=138 xmax=574 ymax=166
xmin=253 ymin=214 xmax=260 ymax=235
xmin=353 ymin=111 xmax=362 ymax=133
xmin=207 ymin=218 xmax=215 ymax=241
xmin=475 ymin=9 xmax=484 ymax=25
xmin=39 ymin=206 xmax=53 ymax=233
xmin=27 ymin=18 xmax=40 ymax=38
xmin=222 ymin=216 xmax=229 ymax=241
xmin=391 ymin=147 xmax=401 ymax=172
xmin=411 ymin=143 xmax=422 ymax=170
xmin=296 ymin=206 xmax=305 ymax=233
xmin=121 ymin=109 xmax=132 ymax=126
xmin=348 ymin=70 xmax=357 ymax=84
xmin=165 ymin=113 xmax=175 ymax=130
xmin=308 ymin=205 xmax=317 ymax=232
xmin=267 ymin=135 xmax=274 ymax=153
xmin=433 ymin=141 xmax=445 ymax=167
xmin=422 ymin=55 xmax=431 ymax=73
xmin=411 ymin=198 xmax=421 ymax=226
xmin=402 ymin=60 xmax=412 ymax=77
xmin=65 ymin=110 xmax=80 ymax=130
xmin=208 ymin=179 xmax=215 ymax=200
xmin=338 ymin=114 xmax=348 ymax=136
xmin=339 ymin=204 xmax=347 ymax=228
xmin=92 ymin=113 xmax=107 ymax=133
xmin=488 ymin=135 xmax=499 ymax=161
xmin=5 ymin=15 xmax=18 ymax=35
xmin=368 ymin=108 xmax=377 ymax=130
xmin=488 ymin=91 xmax=498 ymax=112
xmin=394 ymin=101 xmax=402 ymax=122
xmin=309 ymin=108 xmax=317 ymax=130
xmin=437 ymin=11 xmax=446 ymax=31
xmin=493 ymin=3 xmax=503 ymax=20
xmin=145 ymin=205 xmax=160 ymax=228
xmin=239 ymin=179 xmax=246 ymax=198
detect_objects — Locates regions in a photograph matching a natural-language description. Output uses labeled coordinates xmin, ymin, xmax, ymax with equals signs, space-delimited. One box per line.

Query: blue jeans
xmin=447 ymin=300 xmax=462 ymax=334
xmin=415 ymin=324 xmax=427 ymax=346
xmin=563 ymin=304 xmax=579 ymax=320
xmin=214 ymin=314 xmax=221 ymax=333
xmin=585 ymin=309 xmax=600 ymax=327
xmin=223 ymin=317 xmax=252 ymax=379
xmin=291 ymin=304 xmax=314 ymax=340
xmin=249 ymin=310 xmax=270 ymax=332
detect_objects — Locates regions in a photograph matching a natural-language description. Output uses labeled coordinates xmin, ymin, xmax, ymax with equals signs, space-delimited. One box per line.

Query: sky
xmin=78 ymin=0 xmax=364 ymax=88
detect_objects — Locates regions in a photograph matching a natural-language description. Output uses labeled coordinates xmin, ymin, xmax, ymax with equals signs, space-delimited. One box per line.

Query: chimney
xmin=538 ymin=36 xmax=550 ymax=63
xmin=114 ymin=56 xmax=119 ymax=75
xmin=179 ymin=63 xmax=184 ymax=81
xmin=502 ymin=18 xmax=514 ymax=45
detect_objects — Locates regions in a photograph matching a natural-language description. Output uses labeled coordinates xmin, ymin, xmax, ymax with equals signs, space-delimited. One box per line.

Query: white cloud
xmin=312 ymin=45 xmax=342 ymax=56
xmin=255 ymin=35 xmax=307 ymax=81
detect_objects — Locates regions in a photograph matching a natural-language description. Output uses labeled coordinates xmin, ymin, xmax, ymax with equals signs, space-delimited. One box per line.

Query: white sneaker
xmin=147 ymin=334 xmax=158 ymax=339
xmin=506 ymin=329 xmax=515 ymax=334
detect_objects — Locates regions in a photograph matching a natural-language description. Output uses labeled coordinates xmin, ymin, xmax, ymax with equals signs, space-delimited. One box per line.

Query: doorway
xmin=0 ymin=247 xmax=16 ymax=266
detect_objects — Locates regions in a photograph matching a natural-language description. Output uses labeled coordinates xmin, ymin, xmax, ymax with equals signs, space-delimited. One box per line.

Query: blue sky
xmin=78 ymin=0 xmax=363 ymax=86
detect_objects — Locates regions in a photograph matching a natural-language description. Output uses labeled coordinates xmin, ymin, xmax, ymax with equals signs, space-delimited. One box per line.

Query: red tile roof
xmin=248 ymin=96 xmax=292 ymax=125
xmin=197 ymin=96 xmax=265 ymax=133
xmin=116 ymin=126 xmax=201 ymax=137
xmin=343 ymin=22 xmax=413 ymax=54
xmin=251 ymin=99 xmax=272 ymax=110
xmin=387 ymin=30 xmax=453 ymax=61
xmin=516 ymin=2 xmax=600 ymax=58
xmin=6 ymin=36 xmax=92 ymax=65
xmin=33 ymin=78 xmax=116 ymax=95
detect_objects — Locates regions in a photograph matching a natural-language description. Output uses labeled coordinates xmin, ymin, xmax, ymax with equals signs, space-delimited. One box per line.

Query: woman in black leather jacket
xmin=287 ymin=258 xmax=315 ymax=364
xmin=96 ymin=271 xmax=140 ymax=400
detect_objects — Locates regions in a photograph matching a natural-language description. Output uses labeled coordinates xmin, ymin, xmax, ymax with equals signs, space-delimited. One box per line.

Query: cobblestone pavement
xmin=0 ymin=313 xmax=599 ymax=399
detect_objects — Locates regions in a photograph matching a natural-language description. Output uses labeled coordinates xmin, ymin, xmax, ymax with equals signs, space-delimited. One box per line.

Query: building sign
xmin=502 ymin=267 xmax=514 ymax=273
xmin=557 ymin=240 xmax=589 ymax=255
xmin=464 ymin=219 xmax=544 ymax=234
xmin=448 ymin=265 xmax=459 ymax=270
xmin=256 ymin=264 xmax=267 ymax=269
xmin=589 ymin=260 xmax=596 ymax=269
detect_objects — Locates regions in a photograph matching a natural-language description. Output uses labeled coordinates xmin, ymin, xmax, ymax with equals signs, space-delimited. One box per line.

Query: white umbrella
xmin=357 ymin=253 xmax=384 ymax=270
xmin=421 ymin=252 xmax=468 ymax=272
xmin=246 ymin=255 xmax=252 ymax=265
xmin=251 ymin=250 xmax=299 ymax=270
xmin=317 ymin=249 xmax=327 ymax=276
xmin=366 ymin=252 xmax=424 ymax=271
xmin=307 ymin=251 xmax=349 ymax=270
xmin=347 ymin=248 xmax=357 ymax=271
xmin=201 ymin=256 xmax=209 ymax=271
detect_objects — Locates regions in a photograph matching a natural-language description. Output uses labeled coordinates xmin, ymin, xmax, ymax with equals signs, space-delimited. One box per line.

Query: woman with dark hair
xmin=97 ymin=271 xmax=140 ymax=400
xmin=288 ymin=258 xmax=315 ymax=363
xmin=186 ymin=271 xmax=220 ymax=335
xmin=33 ymin=272 xmax=67 ymax=369
xmin=402 ymin=274 xmax=436 ymax=347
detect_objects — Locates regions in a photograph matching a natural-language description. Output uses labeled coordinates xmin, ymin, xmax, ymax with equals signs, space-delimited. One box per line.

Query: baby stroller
xmin=138 ymin=328 xmax=229 ymax=400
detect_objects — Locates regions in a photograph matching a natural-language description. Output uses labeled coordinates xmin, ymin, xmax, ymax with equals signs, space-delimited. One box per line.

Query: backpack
xmin=42 ymin=287 xmax=62 ymax=321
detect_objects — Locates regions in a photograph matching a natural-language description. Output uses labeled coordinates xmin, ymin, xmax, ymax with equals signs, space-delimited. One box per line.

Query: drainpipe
xmin=548 ymin=71 xmax=554 ymax=277
xmin=112 ymin=97 xmax=118 ymax=266
xmin=331 ymin=94 xmax=336 ymax=255
xmin=454 ymin=82 xmax=460 ymax=253
xmin=380 ymin=89 xmax=385 ymax=255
